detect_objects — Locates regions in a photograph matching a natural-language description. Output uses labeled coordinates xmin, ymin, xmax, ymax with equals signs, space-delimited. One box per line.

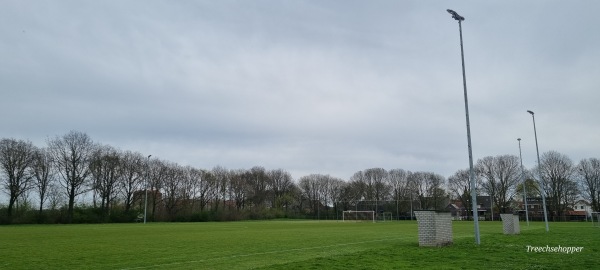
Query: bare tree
xmin=277 ymin=181 xmax=299 ymax=214
xmin=351 ymin=168 xmax=390 ymax=213
xmin=448 ymin=169 xmax=476 ymax=219
xmin=564 ymin=180 xmax=579 ymax=211
xmin=118 ymin=151 xmax=144 ymax=213
xmin=229 ymin=169 xmax=248 ymax=210
xmin=211 ymin=166 xmax=229 ymax=211
xmin=298 ymin=175 xmax=316 ymax=216
xmin=269 ymin=168 xmax=293 ymax=209
xmin=47 ymin=183 xmax=65 ymax=211
xmin=147 ymin=158 xmax=167 ymax=221
xmin=387 ymin=169 xmax=409 ymax=200
xmin=47 ymin=131 xmax=95 ymax=223
xmin=387 ymin=169 xmax=410 ymax=218
xmin=339 ymin=179 xmax=365 ymax=211
xmin=248 ymin=166 xmax=269 ymax=207
xmin=538 ymin=151 xmax=575 ymax=219
xmin=409 ymin=171 xmax=445 ymax=210
xmin=298 ymin=174 xmax=328 ymax=218
xmin=180 ymin=166 xmax=199 ymax=215
xmin=363 ymin=168 xmax=390 ymax=203
xmin=477 ymin=155 xmax=521 ymax=214
xmin=477 ymin=156 xmax=497 ymax=217
xmin=162 ymin=162 xmax=184 ymax=220
xmin=89 ymin=145 xmax=122 ymax=219
xmin=31 ymin=147 xmax=54 ymax=218
xmin=0 ymin=138 xmax=36 ymax=221
xmin=325 ymin=176 xmax=345 ymax=219
xmin=577 ymin=158 xmax=600 ymax=212
xmin=349 ymin=170 xmax=367 ymax=201
xmin=196 ymin=169 xmax=212 ymax=212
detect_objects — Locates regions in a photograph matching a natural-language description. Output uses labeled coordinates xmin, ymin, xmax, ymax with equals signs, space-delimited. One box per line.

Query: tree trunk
xmin=7 ymin=196 xmax=17 ymax=222
xmin=68 ymin=188 xmax=76 ymax=223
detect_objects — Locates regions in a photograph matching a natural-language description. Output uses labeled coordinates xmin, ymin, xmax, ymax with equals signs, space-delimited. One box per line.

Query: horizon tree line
xmin=1 ymin=130 xmax=599 ymax=224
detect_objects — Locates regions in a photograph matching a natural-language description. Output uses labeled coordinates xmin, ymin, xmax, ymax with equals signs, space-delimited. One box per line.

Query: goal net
xmin=343 ymin=210 xmax=375 ymax=223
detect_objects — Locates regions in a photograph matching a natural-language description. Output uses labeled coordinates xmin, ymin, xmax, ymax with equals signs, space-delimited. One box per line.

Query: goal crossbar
xmin=342 ymin=210 xmax=375 ymax=223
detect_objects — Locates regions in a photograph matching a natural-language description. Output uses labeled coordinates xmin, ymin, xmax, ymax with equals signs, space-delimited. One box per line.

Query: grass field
xmin=0 ymin=220 xmax=597 ymax=269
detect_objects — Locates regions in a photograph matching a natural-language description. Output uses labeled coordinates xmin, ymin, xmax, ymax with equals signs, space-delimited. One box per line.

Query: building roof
xmin=575 ymin=199 xmax=591 ymax=206
xmin=565 ymin=211 xmax=587 ymax=216
xmin=447 ymin=203 xmax=461 ymax=210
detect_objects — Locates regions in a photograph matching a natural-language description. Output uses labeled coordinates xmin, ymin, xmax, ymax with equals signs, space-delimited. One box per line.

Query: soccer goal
xmin=342 ymin=210 xmax=375 ymax=223
xmin=379 ymin=212 xmax=393 ymax=222
xmin=592 ymin=212 xmax=600 ymax=227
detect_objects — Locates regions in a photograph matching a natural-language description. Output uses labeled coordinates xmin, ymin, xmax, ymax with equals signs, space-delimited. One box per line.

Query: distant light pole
xmin=144 ymin=154 xmax=152 ymax=224
xmin=447 ymin=9 xmax=480 ymax=245
xmin=518 ymin=138 xmax=530 ymax=226
xmin=489 ymin=176 xmax=494 ymax=222
xmin=527 ymin=110 xmax=549 ymax=232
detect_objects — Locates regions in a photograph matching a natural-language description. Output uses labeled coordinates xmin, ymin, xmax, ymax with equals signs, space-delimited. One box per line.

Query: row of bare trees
xmin=0 ymin=131 xmax=111 ymax=223
xmin=1 ymin=131 xmax=599 ymax=223
xmin=0 ymin=131 xmax=447 ymax=223
xmin=538 ymin=152 xmax=599 ymax=219
xmin=448 ymin=153 xmax=600 ymax=220
xmin=285 ymin=169 xmax=447 ymax=220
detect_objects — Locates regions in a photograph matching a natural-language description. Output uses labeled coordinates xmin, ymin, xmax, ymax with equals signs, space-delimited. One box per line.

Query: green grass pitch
xmin=0 ymin=220 xmax=597 ymax=269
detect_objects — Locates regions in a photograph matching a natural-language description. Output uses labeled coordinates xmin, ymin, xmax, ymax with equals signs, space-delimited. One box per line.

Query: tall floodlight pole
xmin=518 ymin=138 xmax=530 ymax=226
xmin=144 ymin=154 xmax=152 ymax=224
xmin=527 ymin=110 xmax=549 ymax=232
xmin=447 ymin=9 xmax=480 ymax=245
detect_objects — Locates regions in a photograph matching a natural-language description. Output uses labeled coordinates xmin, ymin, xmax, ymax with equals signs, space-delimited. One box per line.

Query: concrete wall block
xmin=512 ymin=214 xmax=520 ymax=234
xmin=500 ymin=214 xmax=520 ymax=235
xmin=415 ymin=211 xmax=453 ymax=247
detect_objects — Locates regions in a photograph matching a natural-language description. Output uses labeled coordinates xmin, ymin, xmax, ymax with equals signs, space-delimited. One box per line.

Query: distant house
xmin=517 ymin=197 xmax=548 ymax=221
xmin=516 ymin=198 xmax=593 ymax=221
xmin=446 ymin=197 xmax=488 ymax=220
xmin=564 ymin=210 xmax=587 ymax=221
xmin=446 ymin=202 xmax=466 ymax=220
xmin=573 ymin=200 xmax=593 ymax=218
xmin=478 ymin=196 xmax=492 ymax=220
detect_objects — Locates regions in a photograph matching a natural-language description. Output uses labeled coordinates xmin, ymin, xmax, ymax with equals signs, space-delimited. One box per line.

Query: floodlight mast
xmin=144 ymin=154 xmax=152 ymax=224
xmin=447 ymin=8 xmax=480 ymax=245
xmin=447 ymin=9 xmax=465 ymax=21
xmin=527 ymin=110 xmax=550 ymax=232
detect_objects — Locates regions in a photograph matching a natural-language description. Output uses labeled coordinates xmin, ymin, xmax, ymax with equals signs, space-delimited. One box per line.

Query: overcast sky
xmin=1 ymin=1 xmax=599 ymax=181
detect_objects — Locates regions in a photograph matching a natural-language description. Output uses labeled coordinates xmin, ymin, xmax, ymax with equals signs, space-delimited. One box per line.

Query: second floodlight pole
xmin=447 ymin=9 xmax=480 ymax=245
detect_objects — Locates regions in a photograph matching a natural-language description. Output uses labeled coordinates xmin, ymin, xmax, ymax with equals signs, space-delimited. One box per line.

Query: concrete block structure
xmin=500 ymin=214 xmax=520 ymax=235
xmin=414 ymin=211 xmax=453 ymax=247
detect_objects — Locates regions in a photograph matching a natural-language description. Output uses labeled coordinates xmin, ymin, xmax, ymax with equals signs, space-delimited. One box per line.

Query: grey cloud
xmin=1 ymin=1 xmax=599 ymax=181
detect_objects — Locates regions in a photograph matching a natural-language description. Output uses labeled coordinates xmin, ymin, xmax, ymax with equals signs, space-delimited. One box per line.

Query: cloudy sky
xmin=1 ymin=1 xmax=599 ymax=181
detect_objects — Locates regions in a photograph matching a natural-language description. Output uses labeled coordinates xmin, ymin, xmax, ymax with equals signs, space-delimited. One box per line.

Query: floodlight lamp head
xmin=447 ymin=9 xmax=465 ymax=21
xmin=527 ymin=110 xmax=534 ymax=115
xmin=518 ymin=138 xmax=521 ymax=141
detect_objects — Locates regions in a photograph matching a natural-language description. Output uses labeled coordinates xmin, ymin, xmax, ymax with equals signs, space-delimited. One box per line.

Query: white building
xmin=573 ymin=199 xmax=593 ymax=219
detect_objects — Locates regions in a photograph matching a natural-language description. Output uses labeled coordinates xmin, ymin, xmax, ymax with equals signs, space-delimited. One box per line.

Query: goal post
xmin=342 ymin=210 xmax=375 ymax=223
